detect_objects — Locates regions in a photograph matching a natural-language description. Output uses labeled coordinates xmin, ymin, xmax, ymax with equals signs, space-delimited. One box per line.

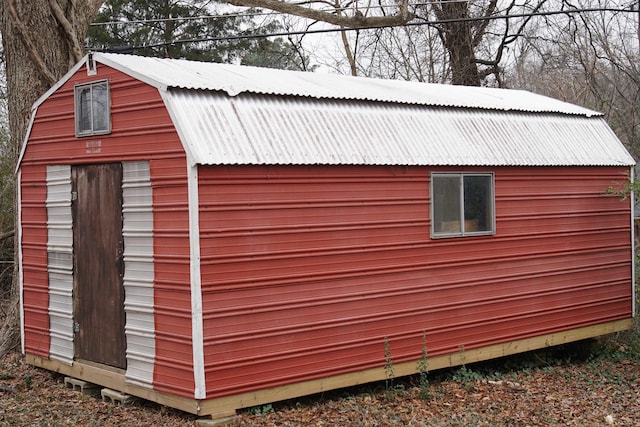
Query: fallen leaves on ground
xmin=1 ymin=349 xmax=639 ymax=426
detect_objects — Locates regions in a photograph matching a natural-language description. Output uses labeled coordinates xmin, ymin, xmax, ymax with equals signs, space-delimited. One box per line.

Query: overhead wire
xmin=87 ymin=6 xmax=636 ymax=51
xmin=90 ymin=10 xmax=282 ymax=25
xmin=88 ymin=0 xmax=530 ymax=26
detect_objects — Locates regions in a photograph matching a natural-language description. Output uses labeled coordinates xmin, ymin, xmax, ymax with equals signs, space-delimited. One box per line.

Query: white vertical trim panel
xmin=46 ymin=165 xmax=74 ymax=365
xmin=631 ymin=166 xmax=636 ymax=318
xmin=187 ymin=162 xmax=205 ymax=399
xmin=122 ymin=161 xmax=156 ymax=388
xmin=18 ymin=170 xmax=25 ymax=354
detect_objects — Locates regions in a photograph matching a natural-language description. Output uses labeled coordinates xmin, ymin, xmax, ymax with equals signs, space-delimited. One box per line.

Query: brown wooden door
xmin=72 ymin=163 xmax=126 ymax=369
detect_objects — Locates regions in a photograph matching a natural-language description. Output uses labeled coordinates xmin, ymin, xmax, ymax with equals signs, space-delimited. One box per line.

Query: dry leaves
xmin=1 ymin=349 xmax=639 ymax=426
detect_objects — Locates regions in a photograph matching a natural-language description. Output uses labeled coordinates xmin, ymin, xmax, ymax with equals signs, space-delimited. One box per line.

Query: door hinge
xmin=71 ymin=191 xmax=78 ymax=201
xmin=73 ymin=321 xmax=80 ymax=333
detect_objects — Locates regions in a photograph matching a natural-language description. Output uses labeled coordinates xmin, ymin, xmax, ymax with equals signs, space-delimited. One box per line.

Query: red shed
xmin=18 ymin=53 xmax=635 ymax=420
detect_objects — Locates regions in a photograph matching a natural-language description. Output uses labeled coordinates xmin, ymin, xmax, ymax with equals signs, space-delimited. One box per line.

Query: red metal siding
xmin=20 ymin=165 xmax=49 ymax=358
xmin=20 ymin=63 xmax=194 ymax=396
xmin=150 ymin=158 xmax=194 ymax=396
xmin=198 ymin=165 xmax=632 ymax=398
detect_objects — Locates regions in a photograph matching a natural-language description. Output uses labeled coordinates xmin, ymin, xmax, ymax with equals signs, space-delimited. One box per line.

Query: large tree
xmin=0 ymin=0 xmax=104 ymax=356
xmin=2 ymin=1 xmax=102 ymax=154
xmin=279 ymin=0 xmax=548 ymax=85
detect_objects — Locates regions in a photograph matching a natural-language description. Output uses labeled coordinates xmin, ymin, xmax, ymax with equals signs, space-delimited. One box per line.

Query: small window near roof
xmin=431 ymin=172 xmax=495 ymax=238
xmin=75 ymin=80 xmax=111 ymax=137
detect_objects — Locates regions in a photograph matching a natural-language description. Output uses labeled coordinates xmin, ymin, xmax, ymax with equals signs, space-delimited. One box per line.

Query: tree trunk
xmin=442 ymin=23 xmax=481 ymax=86
xmin=0 ymin=0 xmax=103 ymax=357
xmin=430 ymin=1 xmax=482 ymax=86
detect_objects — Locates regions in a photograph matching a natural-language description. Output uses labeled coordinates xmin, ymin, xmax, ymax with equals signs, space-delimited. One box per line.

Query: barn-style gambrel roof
xmin=22 ymin=52 xmax=635 ymax=168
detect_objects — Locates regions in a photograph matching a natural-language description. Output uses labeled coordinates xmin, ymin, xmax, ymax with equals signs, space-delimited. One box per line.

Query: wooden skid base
xmin=26 ymin=319 xmax=632 ymax=419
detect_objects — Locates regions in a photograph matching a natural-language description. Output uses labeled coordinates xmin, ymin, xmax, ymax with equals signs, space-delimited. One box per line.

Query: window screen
xmin=431 ymin=173 xmax=495 ymax=237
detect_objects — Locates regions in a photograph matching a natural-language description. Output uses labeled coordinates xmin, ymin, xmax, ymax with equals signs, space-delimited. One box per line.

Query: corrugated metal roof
xmin=23 ymin=53 xmax=633 ymax=168
xmin=95 ymin=52 xmax=599 ymax=117
xmin=164 ymin=90 xmax=634 ymax=167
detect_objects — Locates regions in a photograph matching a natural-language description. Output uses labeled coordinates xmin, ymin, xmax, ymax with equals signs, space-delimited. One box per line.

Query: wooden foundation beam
xmin=26 ymin=318 xmax=633 ymax=419
xmin=25 ymin=354 xmax=200 ymax=414
xmin=198 ymin=319 xmax=633 ymax=417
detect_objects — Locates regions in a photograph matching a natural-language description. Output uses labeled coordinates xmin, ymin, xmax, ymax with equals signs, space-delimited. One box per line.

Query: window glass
xmin=77 ymin=87 xmax=92 ymax=134
xmin=432 ymin=173 xmax=494 ymax=237
xmin=433 ymin=175 xmax=461 ymax=234
xmin=463 ymin=175 xmax=492 ymax=232
xmin=75 ymin=80 xmax=110 ymax=136
xmin=92 ymin=82 xmax=109 ymax=132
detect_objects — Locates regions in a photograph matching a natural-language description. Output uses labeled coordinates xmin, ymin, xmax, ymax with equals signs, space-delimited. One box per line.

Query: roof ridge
xmin=94 ymin=52 xmax=601 ymax=117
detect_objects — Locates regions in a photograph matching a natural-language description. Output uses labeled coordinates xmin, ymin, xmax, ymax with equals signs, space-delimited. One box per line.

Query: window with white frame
xmin=74 ymin=80 xmax=111 ymax=136
xmin=431 ymin=172 xmax=495 ymax=237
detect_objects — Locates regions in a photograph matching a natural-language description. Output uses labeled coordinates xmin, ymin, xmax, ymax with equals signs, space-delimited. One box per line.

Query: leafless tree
xmin=358 ymin=24 xmax=448 ymax=81
xmin=316 ymin=0 xmax=550 ymax=85
xmin=507 ymin=0 xmax=640 ymax=156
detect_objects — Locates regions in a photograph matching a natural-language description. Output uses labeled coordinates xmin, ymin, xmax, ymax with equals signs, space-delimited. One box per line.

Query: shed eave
xmin=191 ymin=160 xmax=637 ymax=167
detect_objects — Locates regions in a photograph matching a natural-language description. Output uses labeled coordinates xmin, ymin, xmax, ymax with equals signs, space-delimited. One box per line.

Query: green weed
xmin=246 ymin=403 xmax=274 ymax=415
xmin=383 ymin=336 xmax=395 ymax=393
xmin=416 ymin=331 xmax=429 ymax=400
xmin=452 ymin=346 xmax=483 ymax=388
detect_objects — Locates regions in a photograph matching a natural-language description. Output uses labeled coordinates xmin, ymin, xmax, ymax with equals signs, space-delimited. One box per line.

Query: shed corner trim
xmin=187 ymin=163 xmax=206 ymax=399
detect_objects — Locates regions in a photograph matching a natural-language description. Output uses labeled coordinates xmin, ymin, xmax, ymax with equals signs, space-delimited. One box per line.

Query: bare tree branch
xmin=334 ymin=0 xmax=358 ymax=75
xmin=48 ymin=0 xmax=85 ymax=64
xmin=225 ymin=0 xmax=413 ymax=28
xmin=471 ymin=0 xmax=498 ymax=48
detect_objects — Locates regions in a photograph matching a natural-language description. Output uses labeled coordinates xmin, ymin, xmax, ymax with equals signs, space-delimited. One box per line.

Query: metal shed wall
xmin=19 ymin=63 xmax=195 ymax=397
xmin=18 ymin=54 xmax=635 ymax=413
xmin=198 ymin=165 xmax=632 ymax=398
xmin=20 ymin=164 xmax=49 ymax=359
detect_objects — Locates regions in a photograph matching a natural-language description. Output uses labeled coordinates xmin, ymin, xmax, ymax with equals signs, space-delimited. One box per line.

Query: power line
xmin=88 ymin=0 xmax=516 ymax=26
xmin=88 ymin=6 xmax=635 ymax=51
xmin=90 ymin=10 xmax=281 ymax=25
